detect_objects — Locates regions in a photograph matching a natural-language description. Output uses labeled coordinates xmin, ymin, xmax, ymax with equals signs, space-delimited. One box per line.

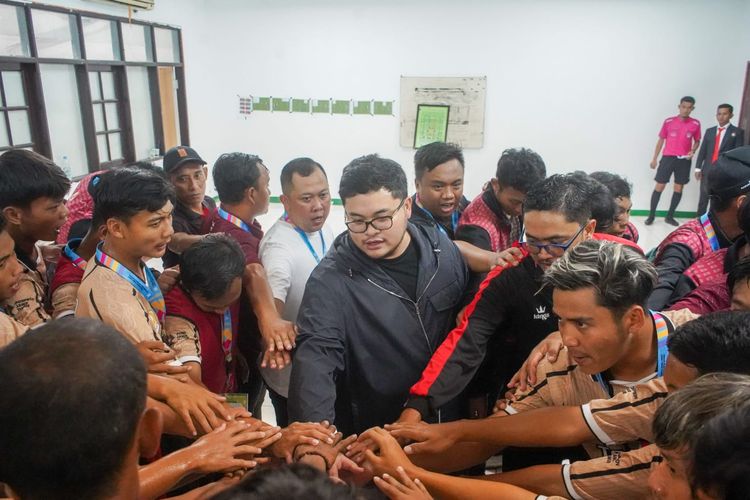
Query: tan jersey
xmin=163 ymin=315 xmax=202 ymax=364
xmin=1 ymin=263 xmax=49 ymax=327
xmin=51 ymin=282 xmax=79 ymax=319
xmin=505 ymin=348 xmax=644 ymax=457
xmin=76 ymin=260 xmax=162 ymax=344
xmin=0 ymin=311 xmax=29 ymax=348
xmin=582 ymin=377 xmax=667 ymax=446
xmin=562 ymin=444 xmax=657 ymax=500
xmin=506 ymin=310 xmax=696 ymax=458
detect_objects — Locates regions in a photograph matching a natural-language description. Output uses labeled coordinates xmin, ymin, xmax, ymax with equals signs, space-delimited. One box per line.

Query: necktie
xmin=711 ymin=127 xmax=725 ymax=163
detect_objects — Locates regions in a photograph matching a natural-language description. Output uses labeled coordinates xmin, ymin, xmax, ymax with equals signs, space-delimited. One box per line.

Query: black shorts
xmin=655 ymin=156 xmax=691 ymax=185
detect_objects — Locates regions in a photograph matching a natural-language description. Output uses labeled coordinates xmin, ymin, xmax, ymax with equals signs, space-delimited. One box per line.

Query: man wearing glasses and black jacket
xmin=385 ymin=172 xmax=640 ymax=470
xmin=288 ymin=154 xmax=469 ymax=437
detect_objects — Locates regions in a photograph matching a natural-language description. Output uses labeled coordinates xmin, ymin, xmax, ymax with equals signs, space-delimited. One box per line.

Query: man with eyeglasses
xmin=369 ymin=173 xmax=639 ymax=470
xmin=288 ymin=154 xmax=469 ymax=437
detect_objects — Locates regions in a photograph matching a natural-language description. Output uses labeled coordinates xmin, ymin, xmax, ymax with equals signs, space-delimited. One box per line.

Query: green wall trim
xmin=630 ymin=209 xmax=697 ymax=218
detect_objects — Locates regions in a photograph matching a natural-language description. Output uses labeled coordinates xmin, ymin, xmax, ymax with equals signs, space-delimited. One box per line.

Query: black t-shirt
xmin=377 ymin=239 xmax=419 ymax=301
xmin=408 ymin=194 xmax=470 ymax=240
xmin=163 ymin=196 xmax=216 ymax=268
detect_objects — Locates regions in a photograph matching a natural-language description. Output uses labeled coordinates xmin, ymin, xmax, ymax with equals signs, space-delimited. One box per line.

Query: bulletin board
xmin=399 ymin=76 xmax=487 ymax=149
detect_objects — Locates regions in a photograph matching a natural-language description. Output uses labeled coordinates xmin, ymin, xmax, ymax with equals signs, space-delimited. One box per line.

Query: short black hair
xmin=524 ymin=172 xmax=600 ymax=225
xmin=589 ymin=171 xmax=632 ymax=199
xmin=718 ymin=103 xmax=734 ymax=113
xmin=681 ymin=96 xmax=696 ymax=105
xmin=728 ymin=256 xmax=750 ymax=293
xmin=691 ymin=403 xmax=750 ymax=499
xmin=588 ymin=176 xmax=616 ymax=234
xmin=414 ymin=142 xmax=465 ymax=180
xmin=280 ymin=157 xmax=327 ymax=196
xmin=211 ymin=463 xmax=371 ymax=500
xmin=0 ymin=149 xmax=70 ymax=209
xmin=180 ymin=234 xmax=246 ymax=300
xmin=339 ymin=154 xmax=407 ymax=202
xmin=0 ymin=211 xmax=5 ymax=234
xmin=213 ymin=152 xmax=264 ymax=204
xmin=668 ymin=311 xmax=750 ymax=375
xmin=126 ymin=160 xmax=166 ymax=178
xmin=92 ymin=167 xmax=175 ymax=224
xmin=0 ymin=318 xmax=147 ymax=500
xmin=495 ymin=148 xmax=546 ymax=193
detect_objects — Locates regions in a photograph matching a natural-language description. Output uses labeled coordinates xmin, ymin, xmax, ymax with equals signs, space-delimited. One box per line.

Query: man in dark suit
xmin=695 ymin=103 xmax=746 ymax=214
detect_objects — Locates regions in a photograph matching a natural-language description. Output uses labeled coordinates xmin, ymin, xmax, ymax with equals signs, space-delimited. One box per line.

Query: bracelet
xmin=297 ymin=451 xmax=331 ymax=471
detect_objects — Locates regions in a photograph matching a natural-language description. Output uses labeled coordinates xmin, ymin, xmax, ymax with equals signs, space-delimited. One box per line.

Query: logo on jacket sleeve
xmin=533 ymin=305 xmax=550 ymax=321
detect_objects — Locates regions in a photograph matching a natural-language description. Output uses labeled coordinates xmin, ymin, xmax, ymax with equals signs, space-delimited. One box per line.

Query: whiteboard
xmin=400 ymin=76 xmax=487 ymax=149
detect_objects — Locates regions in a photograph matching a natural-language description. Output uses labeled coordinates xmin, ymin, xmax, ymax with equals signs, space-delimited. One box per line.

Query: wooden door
xmin=158 ymin=66 xmax=178 ymax=150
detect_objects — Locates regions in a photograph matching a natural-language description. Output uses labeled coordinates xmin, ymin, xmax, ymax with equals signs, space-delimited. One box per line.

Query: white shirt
xmin=258 ymin=218 xmax=334 ymax=396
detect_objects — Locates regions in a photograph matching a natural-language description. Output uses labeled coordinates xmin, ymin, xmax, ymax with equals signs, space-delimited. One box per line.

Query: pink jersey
xmin=659 ymin=115 xmax=701 ymax=157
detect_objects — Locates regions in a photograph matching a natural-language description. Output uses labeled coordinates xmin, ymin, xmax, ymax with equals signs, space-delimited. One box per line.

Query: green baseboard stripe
xmin=631 ymin=209 xmax=697 ymax=218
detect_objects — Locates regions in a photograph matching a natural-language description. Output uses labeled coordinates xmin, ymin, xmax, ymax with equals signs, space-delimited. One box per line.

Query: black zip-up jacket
xmin=288 ymin=222 xmax=468 ymax=435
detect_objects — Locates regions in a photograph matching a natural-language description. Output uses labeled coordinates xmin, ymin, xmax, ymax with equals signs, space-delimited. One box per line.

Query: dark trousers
xmin=267 ymin=387 xmax=289 ymax=428
xmin=697 ymin=167 xmax=713 ymax=215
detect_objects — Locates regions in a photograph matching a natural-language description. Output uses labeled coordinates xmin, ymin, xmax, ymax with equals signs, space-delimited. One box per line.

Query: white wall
xmin=38 ymin=0 xmax=750 ymax=211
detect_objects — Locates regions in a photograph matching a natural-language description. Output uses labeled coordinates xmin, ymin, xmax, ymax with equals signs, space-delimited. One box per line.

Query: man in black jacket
xmin=695 ymin=103 xmax=746 ymax=214
xmin=288 ymin=154 xmax=469 ymax=436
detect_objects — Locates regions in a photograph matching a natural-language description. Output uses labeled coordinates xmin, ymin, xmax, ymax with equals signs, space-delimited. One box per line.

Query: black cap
xmin=163 ymin=146 xmax=206 ymax=174
xmin=707 ymin=146 xmax=750 ymax=201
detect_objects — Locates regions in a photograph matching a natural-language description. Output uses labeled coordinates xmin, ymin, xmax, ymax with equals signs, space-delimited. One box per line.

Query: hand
xmin=686 ymin=151 xmax=695 ymax=160
xmin=373 ymin=466 xmax=433 ymax=500
xmin=294 ymin=434 xmax=358 ymax=472
xmin=650 ymin=159 xmax=657 ymax=169
xmin=329 ymin=453 xmax=370 ymax=486
xmin=160 ymin=376 xmax=230 ymax=436
xmin=695 ymin=170 xmax=702 ymax=181
xmin=507 ymin=330 xmax=563 ymax=392
xmin=384 ymin=422 xmax=457 ymax=456
xmin=492 ymin=247 xmax=524 ymax=269
xmin=260 ymin=347 xmax=291 ymax=370
xmin=491 ymin=390 xmax=517 ymax=415
xmin=268 ymin=421 xmax=338 ymax=461
xmin=188 ymin=420 xmax=269 ymax=474
xmin=360 ymin=427 xmax=419 ymax=477
xmin=157 ymin=265 xmax=180 ymax=295
xmin=136 ymin=340 xmax=189 ymax=376
xmin=259 ymin=316 xmax=297 ymax=353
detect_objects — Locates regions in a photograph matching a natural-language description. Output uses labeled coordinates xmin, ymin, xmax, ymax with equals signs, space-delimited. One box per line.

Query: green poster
xmin=373 ymin=101 xmax=393 ymax=115
xmin=311 ymin=99 xmax=330 ymax=114
xmin=253 ymin=96 xmax=271 ymax=111
xmin=414 ymin=104 xmax=450 ymax=148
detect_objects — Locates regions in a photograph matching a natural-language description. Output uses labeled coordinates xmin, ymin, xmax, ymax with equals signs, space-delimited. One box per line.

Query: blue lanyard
xmin=293 ymin=227 xmax=326 ymax=264
xmin=63 ymin=238 xmax=86 ymax=269
xmin=282 ymin=212 xmax=326 ymax=263
xmin=95 ymin=244 xmax=165 ymax=322
xmin=415 ymin=195 xmax=459 ymax=236
xmin=593 ymin=311 xmax=670 ymax=397
xmin=217 ymin=207 xmax=251 ymax=232
xmin=699 ymin=213 xmax=720 ymax=252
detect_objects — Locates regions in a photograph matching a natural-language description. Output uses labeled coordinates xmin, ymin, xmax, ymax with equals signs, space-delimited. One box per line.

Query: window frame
xmin=0 ymin=0 xmax=189 ymax=178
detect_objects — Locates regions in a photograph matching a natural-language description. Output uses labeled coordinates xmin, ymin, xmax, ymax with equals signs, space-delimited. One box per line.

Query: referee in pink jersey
xmin=647 ymin=96 xmax=701 ymax=226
